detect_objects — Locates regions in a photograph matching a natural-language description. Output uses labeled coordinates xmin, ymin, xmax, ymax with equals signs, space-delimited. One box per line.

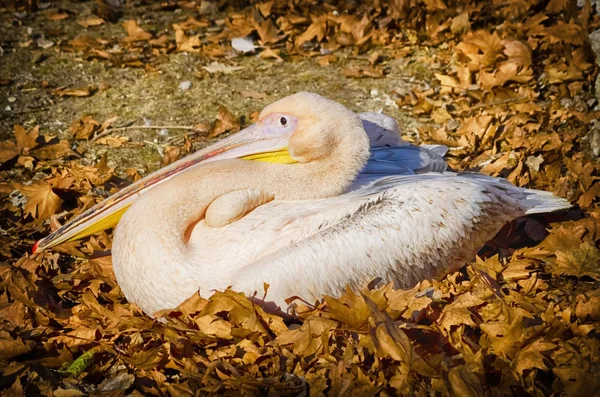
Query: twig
xmin=90 ymin=125 xmax=205 ymax=144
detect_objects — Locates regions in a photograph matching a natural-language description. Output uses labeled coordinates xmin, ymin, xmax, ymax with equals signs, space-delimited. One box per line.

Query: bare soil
xmin=0 ymin=0 xmax=438 ymax=175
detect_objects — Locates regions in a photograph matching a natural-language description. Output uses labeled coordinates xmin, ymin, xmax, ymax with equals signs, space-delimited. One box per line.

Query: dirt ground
xmin=1 ymin=0 xmax=436 ymax=174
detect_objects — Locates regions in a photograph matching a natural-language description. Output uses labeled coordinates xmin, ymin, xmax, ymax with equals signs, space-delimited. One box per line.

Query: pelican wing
xmin=350 ymin=145 xmax=447 ymax=190
xmin=365 ymin=146 xmax=447 ymax=174
xmin=188 ymin=173 xmax=569 ymax=307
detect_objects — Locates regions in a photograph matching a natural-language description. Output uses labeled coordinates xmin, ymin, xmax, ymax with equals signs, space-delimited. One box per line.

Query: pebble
xmin=37 ymin=38 xmax=54 ymax=49
xmin=231 ymin=37 xmax=255 ymax=53
xmin=178 ymin=81 xmax=192 ymax=91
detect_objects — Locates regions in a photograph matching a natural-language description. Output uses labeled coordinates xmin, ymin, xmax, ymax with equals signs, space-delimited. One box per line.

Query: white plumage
xmin=107 ymin=93 xmax=569 ymax=315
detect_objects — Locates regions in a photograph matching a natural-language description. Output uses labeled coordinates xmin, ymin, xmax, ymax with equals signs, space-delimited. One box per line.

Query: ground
xmin=1 ymin=0 xmax=600 ymax=396
xmin=1 ymin=1 xmax=434 ymax=173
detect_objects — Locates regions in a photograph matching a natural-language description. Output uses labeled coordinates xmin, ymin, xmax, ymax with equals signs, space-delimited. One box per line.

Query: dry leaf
xmin=210 ymin=105 xmax=241 ymax=138
xmin=53 ymin=86 xmax=96 ymax=97
xmin=0 ymin=125 xmax=39 ymax=164
xmin=31 ymin=141 xmax=74 ymax=160
xmin=78 ymin=17 xmax=105 ymax=28
xmin=201 ymin=62 xmax=243 ymax=74
xmin=122 ymin=20 xmax=152 ymax=42
xmin=175 ymin=29 xmax=201 ymax=52
xmin=69 ymin=115 xmax=100 ymax=140
xmin=47 ymin=12 xmax=69 ymax=21
xmin=17 ymin=183 xmax=62 ymax=220
xmin=259 ymin=47 xmax=283 ymax=62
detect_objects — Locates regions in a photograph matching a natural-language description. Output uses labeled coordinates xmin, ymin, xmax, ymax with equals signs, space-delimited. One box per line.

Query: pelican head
xmin=258 ymin=92 xmax=369 ymax=163
xmin=33 ymin=92 xmax=370 ymax=252
xmin=207 ymin=92 xmax=369 ymax=166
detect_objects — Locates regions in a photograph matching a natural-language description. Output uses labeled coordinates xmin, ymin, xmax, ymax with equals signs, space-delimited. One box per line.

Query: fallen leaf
xmin=122 ymin=20 xmax=152 ymax=42
xmin=69 ymin=116 xmax=100 ymax=140
xmin=47 ymin=12 xmax=69 ymax=21
xmin=53 ymin=86 xmax=96 ymax=97
xmin=0 ymin=333 xmax=36 ymax=360
xmin=15 ymin=125 xmax=39 ymax=153
xmin=175 ymin=29 xmax=201 ymax=52
xmin=259 ymin=47 xmax=283 ymax=62
xmin=78 ymin=17 xmax=105 ymax=28
xmin=275 ymin=316 xmax=337 ymax=356
xmin=209 ymin=105 xmax=241 ymax=138
xmin=514 ymin=338 xmax=556 ymax=374
xmin=0 ymin=142 xmax=20 ymax=164
xmin=201 ymin=62 xmax=243 ymax=74
xmin=161 ymin=146 xmax=182 ymax=166
xmin=31 ymin=141 xmax=74 ymax=160
xmin=551 ymin=241 xmax=600 ymax=281
xmin=17 ymin=183 xmax=62 ymax=220
xmin=0 ymin=125 xmax=40 ymax=164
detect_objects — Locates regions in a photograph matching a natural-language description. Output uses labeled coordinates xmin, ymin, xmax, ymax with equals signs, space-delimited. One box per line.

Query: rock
xmin=36 ymin=37 xmax=54 ymax=49
xmin=231 ymin=37 xmax=255 ymax=53
xmin=178 ymin=80 xmax=192 ymax=91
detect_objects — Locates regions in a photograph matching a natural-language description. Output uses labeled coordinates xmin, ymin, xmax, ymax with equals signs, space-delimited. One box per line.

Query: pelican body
xmin=34 ymin=93 xmax=570 ymax=316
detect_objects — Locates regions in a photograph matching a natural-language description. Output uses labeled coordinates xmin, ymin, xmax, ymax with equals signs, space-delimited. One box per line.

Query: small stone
xmin=178 ymin=80 xmax=192 ymax=91
xmin=158 ymin=128 xmax=169 ymax=137
xmin=37 ymin=37 xmax=54 ymax=49
xmin=382 ymin=93 xmax=398 ymax=109
xmin=8 ymin=96 xmax=16 ymax=103
xmin=143 ymin=118 xmax=152 ymax=126
xmin=4 ymin=105 xmax=11 ymax=111
xmin=370 ymin=89 xmax=379 ymax=97
xmin=231 ymin=37 xmax=255 ymax=53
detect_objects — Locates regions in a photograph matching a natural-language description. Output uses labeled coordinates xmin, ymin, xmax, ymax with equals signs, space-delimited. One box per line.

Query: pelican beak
xmin=33 ymin=122 xmax=296 ymax=253
xmin=202 ymin=123 xmax=296 ymax=164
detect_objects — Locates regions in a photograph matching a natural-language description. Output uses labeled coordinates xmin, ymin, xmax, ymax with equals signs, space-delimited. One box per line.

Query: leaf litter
xmin=1 ymin=0 xmax=600 ymax=395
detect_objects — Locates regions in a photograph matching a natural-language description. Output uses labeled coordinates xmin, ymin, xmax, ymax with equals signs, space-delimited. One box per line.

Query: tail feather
xmin=453 ymin=172 xmax=571 ymax=215
xmin=523 ymin=188 xmax=571 ymax=215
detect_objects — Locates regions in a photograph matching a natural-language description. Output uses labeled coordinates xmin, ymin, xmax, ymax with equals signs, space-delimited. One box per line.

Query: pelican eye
xmin=279 ymin=117 xmax=287 ymax=126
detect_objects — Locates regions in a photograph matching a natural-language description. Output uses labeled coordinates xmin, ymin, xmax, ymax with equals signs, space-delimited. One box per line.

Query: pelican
xmin=34 ymin=92 xmax=570 ymax=316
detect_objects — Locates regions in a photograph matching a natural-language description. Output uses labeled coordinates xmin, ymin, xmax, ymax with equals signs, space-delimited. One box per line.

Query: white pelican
xmin=34 ymin=92 xmax=570 ymax=316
